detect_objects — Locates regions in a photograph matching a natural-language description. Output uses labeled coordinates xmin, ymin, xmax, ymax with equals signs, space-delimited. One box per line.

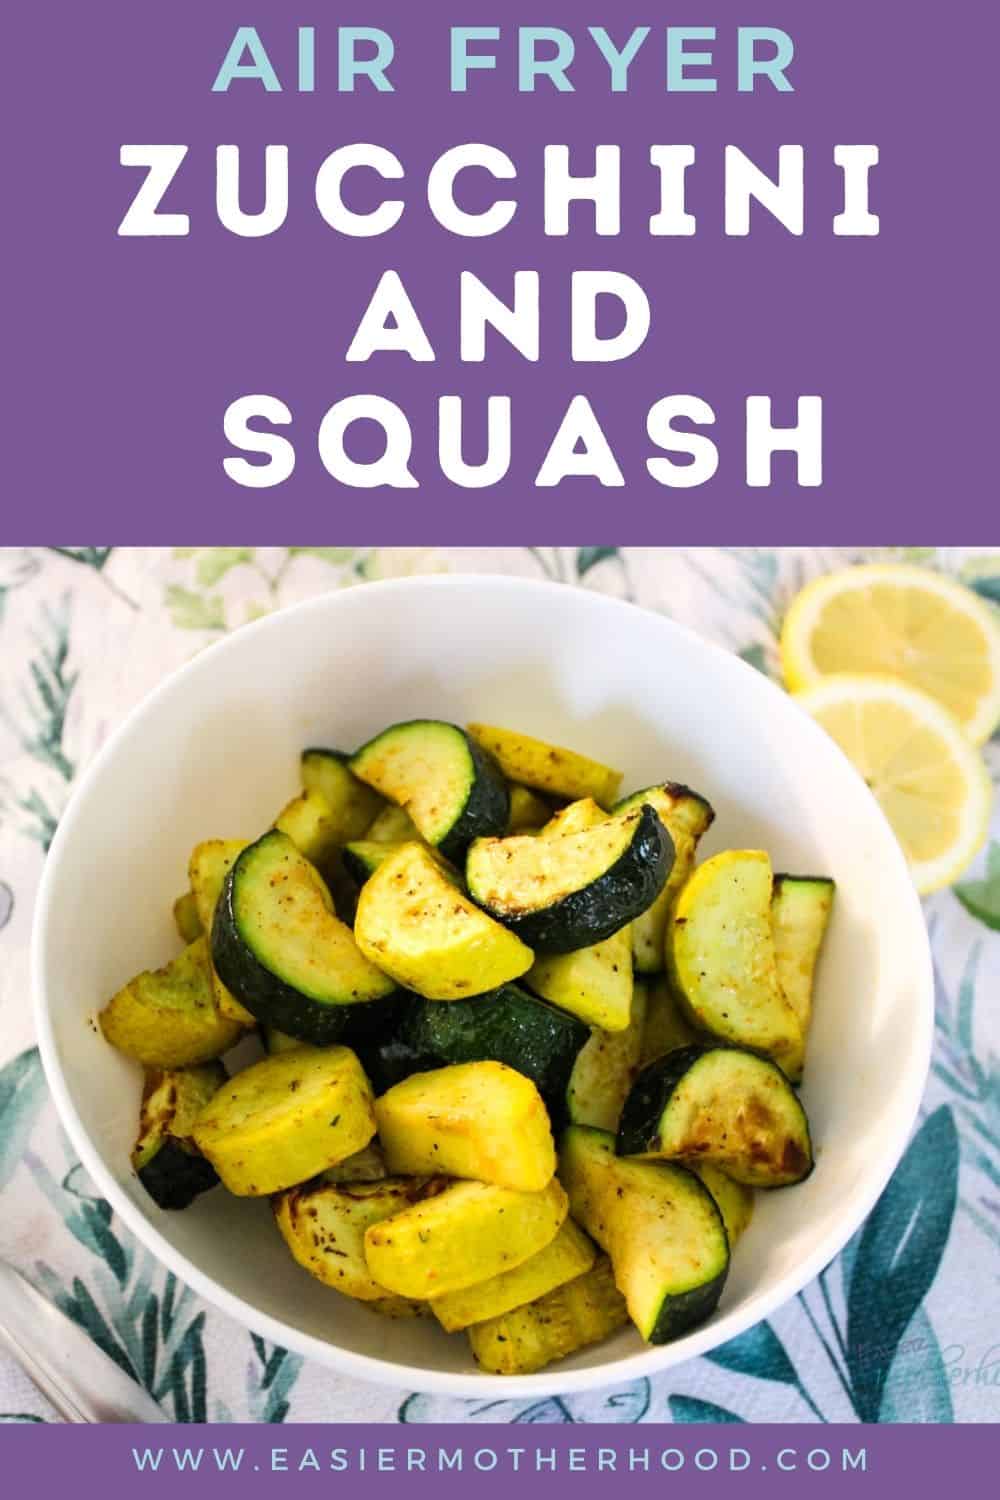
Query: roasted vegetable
xmin=667 ymin=849 xmax=803 ymax=1076
xmin=431 ymin=1219 xmax=596 ymax=1332
xmin=172 ymin=892 xmax=203 ymax=944
xmin=274 ymin=1175 xmax=445 ymax=1299
xmin=560 ymin=1125 xmax=729 ymax=1343
xmin=273 ymin=787 xmax=342 ymax=869
xmin=363 ymin=1177 xmax=568 ymax=1300
xmin=317 ymin=1141 xmax=388 ymax=1183
xmin=350 ymin=720 xmax=509 ymax=860
xmin=300 ymin=747 xmax=384 ymax=840
xmin=566 ymin=981 xmax=648 ymax=1131
xmin=99 ymin=937 xmax=244 ymax=1067
xmin=467 ymin=1255 xmax=628 ymax=1374
xmin=131 ymin=1063 xmax=225 ymax=1210
xmin=466 ymin=806 xmax=672 ymax=954
xmin=528 ymin=925 xmax=633 ymax=1031
xmin=188 ymin=839 xmax=256 ymax=1027
xmin=211 ymin=831 xmax=395 ymax=1044
xmin=398 ymin=984 xmax=588 ymax=1127
xmin=639 ymin=977 xmax=699 ymax=1065
xmin=771 ymin=874 xmax=835 ymax=1079
xmin=616 ymin=1044 xmax=813 ymax=1187
xmin=691 ymin=1164 xmax=755 ymax=1246
xmin=613 ymin=783 xmax=715 ymax=972
xmin=536 ymin=797 xmax=607 ymax=840
xmin=365 ymin=804 xmax=423 ymax=843
xmin=375 ymin=1061 xmax=556 ymax=1192
xmin=467 ymin=724 xmax=622 ymax=806
xmin=353 ymin=842 xmax=533 ymax=1000
xmin=506 ymin=783 xmax=553 ymax=833
xmin=192 ymin=1046 xmax=375 ymax=1196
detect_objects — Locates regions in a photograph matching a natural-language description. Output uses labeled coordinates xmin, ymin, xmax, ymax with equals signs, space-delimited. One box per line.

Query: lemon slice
xmin=796 ymin=674 xmax=992 ymax=894
xmin=781 ymin=564 xmax=1000 ymax=745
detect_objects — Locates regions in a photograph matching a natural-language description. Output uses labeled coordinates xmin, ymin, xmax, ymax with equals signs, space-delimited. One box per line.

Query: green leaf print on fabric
xmin=195 ymin=548 xmax=255 ymax=587
xmin=249 ymin=1335 xmax=304 ymax=1424
xmin=7 ymin=596 xmax=77 ymax=780
xmin=955 ymin=844 xmax=1000 ymax=931
xmin=576 ymin=547 xmax=619 ymax=577
xmin=0 ymin=1048 xmax=48 ymax=1191
xmin=165 ymin=585 xmax=227 ymax=632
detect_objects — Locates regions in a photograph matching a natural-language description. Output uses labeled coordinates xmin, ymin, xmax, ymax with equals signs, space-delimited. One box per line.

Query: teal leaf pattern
xmin=669 ymin=1396 xmax=745 ymax=1423
xmin=875 ymin=1308 xmax=953 ymax=1423
xmin=704 ymin=1321 xmax=797 ymax=1384
xmin=845 ymin=1106 xmax=959 ymax=1422
xmin=576 ymin=547 xmax=619 ymax=577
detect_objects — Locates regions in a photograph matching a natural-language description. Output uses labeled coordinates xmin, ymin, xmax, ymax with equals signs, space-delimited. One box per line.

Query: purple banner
xmin=6 ymin=2 xmax=993 ymax=540
xmin=2 ymin=1422 xmax=985 ymax=1492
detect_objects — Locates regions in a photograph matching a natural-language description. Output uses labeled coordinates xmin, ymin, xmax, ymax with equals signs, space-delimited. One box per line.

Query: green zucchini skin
xmin=644 ymin=1251 xmax=729 ymax=1344
xmin=473 ymin=804 xmax=673 ymax=954
xmin=399 ymin=984 xmax=589 ymax=1128
xmin=211 ymin=835 xmax=396 ymax=1046
xmin=349 ymin=721 xmax=510 ymax=861
xmin=616 ymin=1044 xmax=814 ymax=1187
xmin=138 ymin=1142 xmax=220 ymax=1212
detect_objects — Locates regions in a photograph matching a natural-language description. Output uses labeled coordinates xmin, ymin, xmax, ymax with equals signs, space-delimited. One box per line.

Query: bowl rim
xmin=31 ymin=572 xmax=935 ymax=1399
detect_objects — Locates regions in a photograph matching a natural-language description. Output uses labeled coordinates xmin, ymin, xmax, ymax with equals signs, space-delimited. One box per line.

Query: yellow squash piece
xmin=172 ymin=891 xmax=203 ymax=944
xmin=363 ymin=1177 xmax=568 ymax=1300
xmin=467 ymin=1256 xmax=628 ymax=1375
xmin=99 ymin=937 xmax=244 ymax=1068
xmin=375 ymin=1061 xmax=556 ymax=1192
xmin=274 ymin=787 xmax=342 ymax=868
xmin=467 ymin=724 xmax=622 ymax=807
xmin=613 ymin=784 xmax=715 ymax=973
xmin=188 ymin=839 xmax=256 ymax=1027
xmin=506 ymin=783 xmax=552 ymax=834
xmin=193 ymin=1046 xmax=375 ymax=1196
xmin=274 ymin=1176 xmax=446 ymax=1300
xmin=537 ymin=797 xmax=608 ymax=840
xmin=365 ymin=804 xmax=423 ymax=843
xmin=667 ymin=850 xmax=803 ymax=1076
xmin=639 ymin=978 xmax=698 ymax=1066
xmin=529 ymin=924 xmax=633 ymax=1032
xmin=431 ymin=1219 xmax=595 ymax=1332
xmin=567 ymin=981 xmax=647 ymax=1132
xmin=354 ymin=842 xmax=533 ymax=1000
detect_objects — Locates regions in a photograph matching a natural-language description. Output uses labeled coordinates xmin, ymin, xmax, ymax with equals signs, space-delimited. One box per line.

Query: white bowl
xmin=33 ymin=575 xmax=933 ymax=1398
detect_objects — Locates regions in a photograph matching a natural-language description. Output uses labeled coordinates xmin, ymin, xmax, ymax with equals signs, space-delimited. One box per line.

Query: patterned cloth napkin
xmin=1 ymin=546 xmax=997 ymax=1425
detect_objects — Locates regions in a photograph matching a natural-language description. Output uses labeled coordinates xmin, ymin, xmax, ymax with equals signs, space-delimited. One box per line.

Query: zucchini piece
xmin=350 ymin=720 xmax=509 ymax=860
xmin=691 ymin=1164 xmax=754 ymax=1247
xmin=375 ymin=1060 xmax=556 ymax=1192
xmin=172 ymin=891 xmax=203 ymax=944
xmin=353 ymin=842 xmax=533 ymax=1000
xmin=273 ymin=787 xmax=342 ymax=869
xmin=467 ymin=1255 xmax=628 ymax=1375
xmin=467 ymin=723 xmax=622 ymax=807
xmin=131 ymin=1063 xmax=226 ymax=1210
xmin=363 ymin=1177 xmax=568 ymax=1300
xmin=466 ymin=805 xmax=672 ymax=955
xmin=506 ymin=783 xmax=552 ymax=833
xmin=365 ymin=804 xmax=423 ymax=843
xmin=398 ymin=985 xmax=589 ymax=1128
xmin=528 ymin=924 xmax=633 ymax=1031
xmin=193 ymin=1045 xmax=375 ymax=1196
xmin=537 ymin=797 xmax=607 ymax=839
xmin=99 ymin=937 xmax=245 ymax=1067
xmin=300 ymin=747 xmax=384 ymax=841
xmin=667 ymin=849 xmax=803 ymax=1076
xmin=771 ymin=874 xmax=835 ymax=1079
xmin=342 ymin=839 xmax=400 ymax=885
xmin=613 ymin=783 xmax=715 ymax=973
xmin=211 ymin=831 xmax=395 ymax=1044
xmin=566 ymin=981 xmax=648 ymax=1131
xmin=274 ymin=1175 xmax=445 ymax=1299
xmin=640 ymin=978 xmax=699 ymax=1065
xmin=188 ymin=840 xmax=256 ymax=1028
xmin=432 ymin=1219 xmax=596 ymax=1332
xmin=616 ymin=1045 xmax=813 ymax=1187
xmin=559 ymin=1125 xmax=729 ymax=1343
